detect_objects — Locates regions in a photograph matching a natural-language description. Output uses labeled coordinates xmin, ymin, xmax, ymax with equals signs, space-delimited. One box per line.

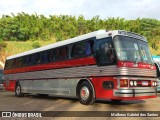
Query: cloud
xmin=0 ymin=0 xmax=27 ymax=15
xmin=0 ymin=0 xmax=160 ymax=19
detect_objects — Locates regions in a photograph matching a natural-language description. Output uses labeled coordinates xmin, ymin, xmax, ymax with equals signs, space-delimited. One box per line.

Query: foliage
xmin=0 ymin=40 xmax=7 ymax=51
xmin=5 ymin=40 xmax=56 ymax=56
xmin=0 ymin=12 xmax=160 ymax=55
xmin=32 ymin=42 xmax=41 ymax=48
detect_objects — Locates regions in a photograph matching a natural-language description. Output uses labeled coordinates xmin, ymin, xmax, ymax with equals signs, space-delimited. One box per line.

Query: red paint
xmin=3 ymin=80 xmax=16 ymax=92
xmin=91 ymin=77 xmax=117 ymax=99
xmin=4 ymin=57 xmax=96 ymax=74
xmin=90 ymin=77 xmax=156 ymax=100
xmin=110 ymin=95 xmax=157 ymax=100
xmin=117 ymin=61 xmax=156 ymax=70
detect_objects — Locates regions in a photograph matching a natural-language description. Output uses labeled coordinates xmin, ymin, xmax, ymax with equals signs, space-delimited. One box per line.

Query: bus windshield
xmin=114 ymin=36 xmax=153 ymax=64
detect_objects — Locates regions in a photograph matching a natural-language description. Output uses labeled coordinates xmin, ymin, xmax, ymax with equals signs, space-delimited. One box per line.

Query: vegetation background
xmin=0 ymin=12 xmax=160 ymax=67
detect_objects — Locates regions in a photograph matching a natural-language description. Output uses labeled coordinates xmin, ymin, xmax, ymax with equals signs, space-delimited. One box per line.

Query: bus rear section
xmin=4 ymin=30 xmax=157 ymax=105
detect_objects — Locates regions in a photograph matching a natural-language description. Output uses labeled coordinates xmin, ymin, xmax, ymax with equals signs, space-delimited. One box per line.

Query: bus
xmin=4 ymin=30 xmax=157 ymax=105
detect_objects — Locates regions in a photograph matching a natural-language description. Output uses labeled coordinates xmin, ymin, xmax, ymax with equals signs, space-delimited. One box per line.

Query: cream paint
xmin=0 ymin=61 xmax=4 ymax=68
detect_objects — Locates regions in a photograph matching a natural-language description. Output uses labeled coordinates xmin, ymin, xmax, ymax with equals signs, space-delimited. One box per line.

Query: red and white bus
xmin=4 ymin=30 xmax=157 ymax=105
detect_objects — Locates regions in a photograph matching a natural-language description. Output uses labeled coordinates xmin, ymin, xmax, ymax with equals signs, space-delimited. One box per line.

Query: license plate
xmin=142 ymin=81 xmax=148 ymax=86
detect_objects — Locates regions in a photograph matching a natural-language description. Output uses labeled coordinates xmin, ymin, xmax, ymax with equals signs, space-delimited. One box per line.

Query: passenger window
xmin=71 ymin=41 xmax=92 ymax=58
xmin=49 ymin=49 xmax=56 ymax=62
xmin=5 ymin=59 xmax=14 ymax=69
xmin=18 ymin=57 xmax=23 ymax=67
xmin=56 ymin=46 xmax=68 ymax=60
xmin=25 ymin=55 xmax=32 ymax=65
xmin=43 ymin=51 xmax=49 ymax=63
xmin=14 ymin=58 xmax=22 ymax=67
xmin=38 ymin=51 xmax=49 ymax=64
xmin=23 ymin=56 xmax=27 ymax=66
xmin=31 ymin=54 xmax=37 ymax=65
xmin=36 ymin=53 xmax=41 ymax=64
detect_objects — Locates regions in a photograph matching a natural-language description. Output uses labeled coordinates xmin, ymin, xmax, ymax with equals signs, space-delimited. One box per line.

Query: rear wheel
xmin=78 ymin=81 xmax=95 ymax=105
xmin=15 ymin=83 xmax=24 ymax=97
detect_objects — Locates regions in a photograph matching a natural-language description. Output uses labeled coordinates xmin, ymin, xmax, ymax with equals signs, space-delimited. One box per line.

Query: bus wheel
xmin=15 ymin=83 xmax=24 ymax=97
xmin=78 ymin=81 xmax=95 ymax=105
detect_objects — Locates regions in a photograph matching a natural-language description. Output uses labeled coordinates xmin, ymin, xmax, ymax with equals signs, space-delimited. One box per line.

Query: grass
xmin=5 ymin=39 xmax=56 ymax=56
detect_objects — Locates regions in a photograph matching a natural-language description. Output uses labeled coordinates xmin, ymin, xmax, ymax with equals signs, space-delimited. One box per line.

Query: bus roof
xmin=7 ymin=30 xmax=106 ymax=60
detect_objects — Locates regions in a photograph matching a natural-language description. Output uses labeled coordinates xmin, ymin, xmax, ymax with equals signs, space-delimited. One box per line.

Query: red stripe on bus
xmin=117 ymin=61 xmax=156 ymax=70
xmin=4 ymin=57 xmax=96 ymax=74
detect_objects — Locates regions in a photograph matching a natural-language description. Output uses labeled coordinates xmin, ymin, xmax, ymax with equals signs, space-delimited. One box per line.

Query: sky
xmin=0 ymin=0 xmax=160 ymax=20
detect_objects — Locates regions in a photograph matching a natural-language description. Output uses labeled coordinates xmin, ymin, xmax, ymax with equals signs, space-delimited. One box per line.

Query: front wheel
xmin=78 ymin=81 xmax=95 ymax=105
xmin=15 ymin=83 xmax=24 ymax=97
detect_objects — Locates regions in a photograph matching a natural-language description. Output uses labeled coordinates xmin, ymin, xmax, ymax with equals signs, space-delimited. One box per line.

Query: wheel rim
xmin=16 ymin=86 xmax=21 ymax=95
xmin=80 ymin=86 xmax=90 ymax=101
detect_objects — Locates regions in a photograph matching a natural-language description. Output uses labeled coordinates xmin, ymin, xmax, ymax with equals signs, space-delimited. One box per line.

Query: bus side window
xmin=49 ymin=49 xmax=56 ymax=62
xmin=44 ymin=51 xmax=49 ymax=63
xmin=31 ymin=54 xmax=37 ymax=65
xmin=5 ymin=59 xmax=14 ymax=69
xmin=71 ymin=41 xmax=92 ymax=58
xmin=18 ymin=57 xmax=23 ymax=67
xmin=11 ymin=59 xmax=14 ymax=68
xmin=56 ymin=46 xmax=68 ymax=61
xmin=39 ymin=51 xmax=49 ymax=64
xmin=25 ymin=55 xmax=32 ymax=65
xmin=36 ymin=53 xmax=41 ymax=64
xmin=14 ymin=58 xmax=20 ymax=67
xmin=22 ymin=56 xmax=27 ymax=66
xmin=85 ymin=42 xmax=92 ymax=56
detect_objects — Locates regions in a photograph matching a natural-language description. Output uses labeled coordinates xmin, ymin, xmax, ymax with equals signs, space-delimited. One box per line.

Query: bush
xmin=0 ymin=40 xmax=7 ymax=51
xmin=32 ymin=42 xmax=41 ymax=49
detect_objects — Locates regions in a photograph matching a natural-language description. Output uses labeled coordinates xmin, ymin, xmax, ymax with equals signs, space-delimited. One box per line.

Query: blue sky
xmin=0 ymin=0 xmax=160 ymax=19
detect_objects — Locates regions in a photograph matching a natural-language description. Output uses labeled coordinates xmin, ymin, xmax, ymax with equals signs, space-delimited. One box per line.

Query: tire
xmin=15 ymin=83 xmax=24 ymax=97
xmin=78 ymin=81 xmax=95 ymax=105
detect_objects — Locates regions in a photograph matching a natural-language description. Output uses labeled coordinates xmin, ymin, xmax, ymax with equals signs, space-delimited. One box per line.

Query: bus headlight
xmin=130 ymin=81 xmax=133 ymax=86
xmin=134 ymin=81 xmax=137 ymax=86
xmin=154 ymin=82 xmax=157 ymax=86
xmin=152 ymin=82 xmax=155 ymax=86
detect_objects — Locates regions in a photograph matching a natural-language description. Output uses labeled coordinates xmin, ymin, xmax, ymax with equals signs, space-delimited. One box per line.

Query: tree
xmin=0 ymin=12 xmax=160 ymax=53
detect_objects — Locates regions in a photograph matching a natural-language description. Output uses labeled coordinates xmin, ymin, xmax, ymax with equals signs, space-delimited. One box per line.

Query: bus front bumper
xmin=114 ymin=88 xmax=157 ymax=97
